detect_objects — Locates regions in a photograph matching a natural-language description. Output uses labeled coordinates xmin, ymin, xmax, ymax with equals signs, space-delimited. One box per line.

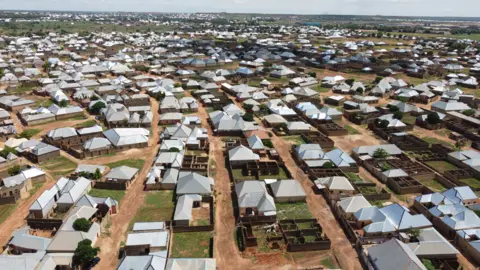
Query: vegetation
xmin=171 ymin=232 xmax=212 ymax=258
xmin=74 ymin=239 xmax=100 ymax=266
xmin=261 ymin=139 xmax=273 ymax=148
xmin=393 ymin=111 xmax=404 ymax=120
xmin=242 ymin=113 xmax=254 ymax=121
xmin=322 ymin=161 xmax=334 ymax=168
xmin=130 ymin=191 xmax=175 ymax=227
xmin=422 ymin=259 xmax=435 ymax=270
xmin=0 ymin=204 xmax=17 ymax=225
xmin=425 ymin=161 xmax=457 ymax=173
xmin=73 ymin=218 xmax=91 ymax=232
xmin=88 ymin=189 xmax=125 ymax=204
xmin=107 ymin=159 xmax=144 ymax=170
xmin=17 ymin=129 xmax=41 ymax=139
xmin=276 ymin=202 xmax=313 ymax=220
xmin=78 ymin=168 xmax=102 ymax=180
xmin=75 ymin=120 xmax=97 ymax=128
xmin=426 ymin=112 xmax=441 ymax=125
xmin=41 ymin=156 xmax=77 ymax=171
xmin=344 ymin=124 xmax=360 ymax=135
xmin=0 ymin=146 xmax=17 ymax=158
xmin=7 ymin=165 xmax=21 ymax=176
xmin=88 ymin=101 xmax=106 ymax=114
xmin=373 ymin=148 xmax=389 ymax=159
xmin=463 ymin=109 xmax=475 ymax=116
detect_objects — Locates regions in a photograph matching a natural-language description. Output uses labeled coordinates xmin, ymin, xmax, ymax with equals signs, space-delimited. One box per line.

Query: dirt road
xmin=94 ymin=98 xmax=160 ymax=269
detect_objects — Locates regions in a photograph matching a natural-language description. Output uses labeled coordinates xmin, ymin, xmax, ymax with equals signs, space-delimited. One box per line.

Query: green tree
xmin=89 ymin=102 xmax=106 ymax=114
xmin=377 ymin=119 xmax=390 ymax=128
xmin=426 ymin=112 xmax=441 ymax=125
xmin=421 ymin=259 xmax=435 ymax=270
xmin=168 ymin=147 xmax=181 ymax=152
xmin=393 ymin=111 xmax=404 ymax=120
xmin=455 ymin=140 xmax=466 ymax=150
xmin=322 ymin=161 xmax=334 ymax=168
xmin=407 ymin=228 xmax=421 ymax=239
xmin=74 ymin=239 xmax=100 ymax=266
xmin=308 ymin=72 xmax=316 ymax=78
xmin=389 ymin=106 xmax=399 ymax=113
xmin=463 ymin=109 xmax=475 ymax=116
xmin=243 ymin=104 xmax=253 ymax=112
xmin=58 ymin=99 xmax=69 ymax=107
xmin=73 ymin=218 xmax=91 ymax=232
xmin=345 ymin=78 xmax=355 ymax=86
xmin=373 ymin=148 xmax=389 ymax=159
xmin=356 ymin=87 xmax=364 ymax=94
xmin=0 ymin=146 xmax=17 ymax=158
xmin=261 ymin=139 xmax=273 ymax=148
xmin=7 ymin=165 xmax=21 ymax=176
xmin=242 ymin=113 xmax=254 ymax=121
xmin=373 ymin=76 xmax=383 ymax=84
xmin=93 ymin=168 xmax=102 ymax=180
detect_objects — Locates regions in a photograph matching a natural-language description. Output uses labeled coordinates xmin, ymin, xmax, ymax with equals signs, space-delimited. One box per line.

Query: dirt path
xmin=269 ymin=135 xmax=363 ymax=270
xmin=0 ymin=169 xmax=56 ymax=248
xmin=94 ymin=98 xmax=160 ymax=269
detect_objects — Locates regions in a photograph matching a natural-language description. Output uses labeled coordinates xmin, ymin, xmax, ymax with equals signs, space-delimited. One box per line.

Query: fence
xmin=0 ymin=195 xmax=19 ymax=205
xmin=93 ymin=181 xmax=128 ymax=190
xmin=27 ymin=218 xmax=63 ymax=230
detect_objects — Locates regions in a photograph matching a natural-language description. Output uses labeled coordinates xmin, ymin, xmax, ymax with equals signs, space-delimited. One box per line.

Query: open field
xmin=276 ymin=202 xmax=314 ymax=220
xmin=171 ymin=232 xmax=213 ymax=258
xmin=88 ymin=189 xmax=126 ymax=204
xmin=106 ymin=159 xmax=145 ymax=170
xmin=425 ymin=161 xmax=458 ymax=173
xmin=129 ymin=191 xmax=175 ymax=228
xmin=40 ymin=156 xmax=77 ymax=171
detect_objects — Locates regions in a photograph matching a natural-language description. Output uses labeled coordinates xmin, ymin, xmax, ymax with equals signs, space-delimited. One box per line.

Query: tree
xmin=407 ymin=228 xmax=421 ymax=239
xmin=243 ymin=104 xmax=253 ymax=112
xmin=377 ymin=119 xmax=390 ymax=128
xmin=322 ymin=161 xmax=334 ymax=168
xmin=455 ymin=140 xmax=466 ymax=150
xmin=422 ymin=259 xmax=435 ymax=270
xmin=373 ymin=148 xmax=389 ymax=159
xmin=242 ymin=113 xmax=254 ymax=121
xmin=0 ymin=146 xmax=17 ymax=158
xmin=58 ymin=99 xmax=69 ymax=108
xmin=345 ymin=78 xmax=355 ymax=86
xmin=73 ymin=218 xmax=91 ymax=232
xmin=89 ymin=102 xmax=106 ymax=114
xmin=7 ymin=165 xmax=21 ymax=176
xmin=42 ymin=62 xmax=51 ymax=73
xmin=74 ymin=239 xmax=100 ymax=266
xmin=463 ymin=109 xmax=475 ymax=116
xmin=373 ymin=76 xmax=383 ymax=84
xmin=356 ymin=87 xmax=364 ymax=94
xmin=261 ymin=139 xmax=273 ymax=148
xmin=393 ymin=111 xmax=404 ymax=120
xmin=389 ymin=106 xmax=399 ymax=113
xmin=168 ymin=147 xmax=181 ymax=152
xmin=308 ymin=72 xmax=316 ymax=78
xmin=93 ymin=168 xmax=102 ymax=180
xmin=426 ymin=112 xmax=441 ymax=125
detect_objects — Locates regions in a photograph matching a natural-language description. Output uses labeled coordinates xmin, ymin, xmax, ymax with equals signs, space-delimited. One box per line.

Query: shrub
xmin=7 ymin=165 xmax=21 ymax=176
xmin=261 ymin=139 xmax=273 ymax=148
xmin=242 ymin=113 xmax=254 ymax=121
xmin=73 ymin=218 xmax=91 ymax=232
xmin=168 ymin=147 xmax=181 ymax=152
xmin=393 ymin=111 xmax=404 ymax=120
xmin=74 ymin=239 xmax=100 ymax=265
xmin=463 ymin=109 xmax=475 ymax=116
xmin=373 ymin=148 xmax=389 ymax=159
xmin=322 ymin=161 xmax=334 ymax=168
xmin=89 ymin=102 xmax=106 ymax=114
xmin=426 ymin=112 xmax=441 ymax=125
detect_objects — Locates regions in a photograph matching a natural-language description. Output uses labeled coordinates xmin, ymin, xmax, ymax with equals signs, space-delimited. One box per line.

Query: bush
xmin=73 ymin=218 xmax=91 ymax=232
xmin=393 ymin=111 xmax=404 ymax=120
xmin=345 ymin=78 xmax=355 ymax=86
xmin=374 ymin=148 xmax=389 ymax=159
xmin=463 ymin=109 xmax=475 ymax=116
xmin=388 ymin=106 xmax=399 ymax=112
xmin=322 ymin=161 xmax=334 ymax=168
xmin=356 ymin=87 xmax=364 ymax=94
xmin=308 ymin=72 xmax=317 ymax=78
xmin=0 ymin=146 xmax=17 ymax=158
xmin=168 ymin=147 xmax=181 ymax=152
xmin=376 ymin=119 xmax=389 ymax=128
xmin=426 ymin=112 xmax=441 ymax=125
xmin=373 ymin=76 xmax=383 ymax=84
xmin=7 ymin=165 xmax=21 ymax=176
xmin=242 ymin=113 xmax=254 ymax=121
xmin=17 ymin=129 xmax=40 ymax=139
xmin=261 ymin=139 xmax=273 ymax=148
xmin=88 ymin=102 xmax=106 ymax=114
xmin=74 ymin=239 xmax=100 ymax=265
xmin=58 ymin=100 xmax=69 ymax=108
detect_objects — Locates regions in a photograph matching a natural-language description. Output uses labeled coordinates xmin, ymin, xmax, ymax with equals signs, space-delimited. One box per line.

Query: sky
xmin=0 ymin=0 xmax=479 ymax=17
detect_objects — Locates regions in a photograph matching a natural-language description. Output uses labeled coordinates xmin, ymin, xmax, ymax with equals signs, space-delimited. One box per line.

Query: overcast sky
xmin=1 ymin=0 xmax=479 ymax=17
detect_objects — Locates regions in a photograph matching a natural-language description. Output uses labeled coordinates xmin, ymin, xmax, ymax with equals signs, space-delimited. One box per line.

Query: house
xmin=235 ymin=181 xmax=276 ymax=218
xmin=269 ymin=180 xmax=306 ymax=202
xmin=125 ymin=230 xmax=169 ymax=256
xmin=337 ymin=195 xmax=371 ymax=218
xmin=174 ymin=194 xmax=203 ymax=226
xmin=47 ymin=206 xmax=100 ymax=253
xmin=118 ymin=255 xmax=167 ymax=270
xmin=176 ymin=172 xmax=213 ymax=197
xmin=1 ymin=167 xmax=46 ymax=200
xmin=367 ymin=239 xmax=427 ymax=270
xmin=16 ymin=140 xmax=60 ymax=163
xmin=105 ymin=166 xmax=139 ymax=187
xmin=76 ymin=194 xmax=119 ymax=216
xmin=29 ymin=177 xmax=70 ymax=218
xmin=228 ymin=145 xmax=260 ymax=167
xmin=315 ymin=176 xmax=355 ymax=200
xmin=165 ymin=259 xmax=216 ymax=270
xmin=103 ymin=128 xmax=149 ymax=150
xmin=56 ymin=177 xmax=92 ymax=212
xmin=146 ymin=167 xmax=178 ymax=190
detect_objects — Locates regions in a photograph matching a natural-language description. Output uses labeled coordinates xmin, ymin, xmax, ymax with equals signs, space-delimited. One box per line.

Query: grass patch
xmin=276 ymin=202 xmax=313 ymax=220
xmin=422 ymin=137 xmax=454 ymax=149
xmin=107 ymin=159 xmax=144 ymax=170
xmin=311 ymin=85 xmax=330 ymax=93
xmin=231 ymin=169 xmax=255 ymax=181
xmin=40 ymin=156 xmax=77 ymax=171
xmin=344 ymin=124 xmax=360 ymax=135
xmin=10 ymin=85 xmax=34 ymax=94
xmin=129 ymin=191 xmax=175 ymax=228
xmin=88 ymin=188 xmax=126 ymax=204
xmin=422 ymin=179 xmax=447 ymax=192
xmin=0 ymin=204 xmax=16 ymax=225
xmin=425 ymin=161 xmax=458 ymax=173
xmin=459 ymin=178 xmax=480 ymax=189
xmin=321 ymin=257 xmax=335 ymax=269
xmin=369 ymin=200 xmax=390 ymax=207
xmin=17 ymin=128 xmax=41 ymax=139
xmin=35 ymin=99 xmax=54 ymax=108
xmin=50 ymin=169 xmax=75 ymax=178
xmin=283 ymin=135 xmax=306 ymax=146
xmin=75 ymin=120 xmax=98 ymax=129
xmin=171 ymin=231 xmax=212 ymax=258
xmin=345 ymin=172 xmax=363 ymax=183
xmin=63 ymin=114 xmax=87 ymax=121
xmin=401 ymin=114 xmax=416 ymax=125
xmin=29 ymin=182 xmax=43 ymax=196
